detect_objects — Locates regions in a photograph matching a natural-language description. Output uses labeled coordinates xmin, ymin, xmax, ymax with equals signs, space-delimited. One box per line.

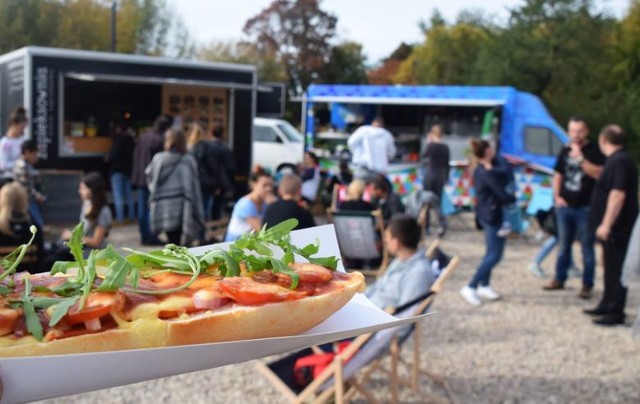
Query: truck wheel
xmin=276 ymin=164 xmax=297 ymax=176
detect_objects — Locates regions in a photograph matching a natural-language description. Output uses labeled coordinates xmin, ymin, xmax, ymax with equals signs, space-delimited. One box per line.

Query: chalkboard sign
xmin=40 ymin=170 xmax=83 ymax=226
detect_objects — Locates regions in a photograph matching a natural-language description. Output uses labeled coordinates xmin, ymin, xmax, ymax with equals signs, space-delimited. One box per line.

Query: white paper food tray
xmin=0 ymin=225 xmax=431 ymax=403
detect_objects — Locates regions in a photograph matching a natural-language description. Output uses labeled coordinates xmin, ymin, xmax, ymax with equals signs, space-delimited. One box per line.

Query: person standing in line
xmin=209 ymin=125 xmax=236 ymax=220
xmin=187 ymin=123 xmax=216 ymax=221
xmin=262 ymin=174 xmax=315 ymax=230
xmin=347 ymin=117 xmax=396 ymax=181
xmin=460 ymin=139 xmax=516 ymax=307
xmin=422 ymin=124 xmax=450 ymax=236
xmin=131 ymin=114 xmax=173 ymax=245
xmin=584 ymin=125 xmax=638 ymax=326
xmin=0 ymin=106 xmax=28 ymax=183
xmin=107 ymin=122 xmax=136 ymax=223
xmin=544 ymin=116 xmax=604 ymax=299
xmin=12 ymin=140 xmax=46 ymax=230
xmin=146 ymin=128 xmax=204 ymax=246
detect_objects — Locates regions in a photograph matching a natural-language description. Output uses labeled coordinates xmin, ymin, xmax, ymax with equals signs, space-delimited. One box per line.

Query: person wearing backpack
xmin=147 ymin=128 xmax=204 ymax=246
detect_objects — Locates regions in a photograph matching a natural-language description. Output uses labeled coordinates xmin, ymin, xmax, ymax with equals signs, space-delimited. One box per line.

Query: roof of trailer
xmin=2 ymin=46 xmax=255 ymax=74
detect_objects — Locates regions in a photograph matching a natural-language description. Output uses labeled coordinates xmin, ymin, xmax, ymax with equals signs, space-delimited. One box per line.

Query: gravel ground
xmin=38 ymin=213 xmax=640 ymax=403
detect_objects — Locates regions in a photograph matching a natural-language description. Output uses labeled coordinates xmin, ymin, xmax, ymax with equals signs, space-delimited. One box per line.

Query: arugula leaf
xmin=242 ymin=254 xmax=271 ymax=272
xmin=306 ymin=255 xmax=339 ymax=270
xmin=0 ymin=284 xmax=12 ymax=294
xmin=299 ymin=241 xmax=320 ymax=257
xmin=264 ymin=219 xmax=298 ymax=240
xmin=270 ymin=258 xmax=299 ymax=289
xmin=21 ymin=279 xmax=43 ymax=341
xmin=96 ymin=246 xmax=133 ymax=292
xmin=125 ymin=248 xmax=192 ymax=272
xmin=199 ymin=249 xmax=240 ymax=277
xmin=0 ymin=225 xmax=38 ymax=285
xmin=50 ymin=260 xmax=78 ymax=275
xmin=65 ymin=222 xmax=86 ymax=280
xmin=124 ymin=245 xmax=201 ymax=295
xmin=282 ymin=249 xmax=294 ymax=265
xmin=31 ymin=297 xmax=65 ymax=308
xmin=49 ymin=296 xmax=80 ymax=327
xmin=51 ymin=281 xmax=83 ymax=297
xmin=79 ymin=250 xmax=97 ymax=310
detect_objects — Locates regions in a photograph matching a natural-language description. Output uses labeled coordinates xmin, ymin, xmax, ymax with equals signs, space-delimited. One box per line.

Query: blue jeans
xmin=28 ymin=200 xmax=44 ymax=229
xmin=202 ymin=192 xmax=213 ymax=222
xmin=469 ymin=221 xmax=506 ymax=288
xmin=110 ymin=173 xmax=136 ymax=221
xmin=137 ymin=186 xmax=160 ymax=244
xmin=554 ymin=206 xmax=595 ymax=287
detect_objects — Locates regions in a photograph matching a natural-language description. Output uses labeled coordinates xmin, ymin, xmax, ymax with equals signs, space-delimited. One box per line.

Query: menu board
xmin=162 ymin=85 xmax=227 ymax=132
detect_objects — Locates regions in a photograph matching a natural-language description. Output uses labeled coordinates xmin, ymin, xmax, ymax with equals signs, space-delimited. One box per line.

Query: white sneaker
xmin=460 ymin=286 xmax=482 ymax=306
xmin=529 ymin=264 xmax=546 ymax=278
xmin=477 ymin=286 xmax=501 ymax=301
xmin=497 ymin=227 xmax=511 ymax=238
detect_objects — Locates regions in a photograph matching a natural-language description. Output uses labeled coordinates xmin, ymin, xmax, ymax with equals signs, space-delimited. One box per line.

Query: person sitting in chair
xmin=339 ymin=180 xmax=375 ymax=212
xmin=365 ymin=214 xmax=436 ymax=309
xmin=370 ymin=175 xmax=405 ymax=225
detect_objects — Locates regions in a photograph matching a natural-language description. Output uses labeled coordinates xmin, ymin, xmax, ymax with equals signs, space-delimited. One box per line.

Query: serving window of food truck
xmin=61 ymin=74 xmax=229 ymax=158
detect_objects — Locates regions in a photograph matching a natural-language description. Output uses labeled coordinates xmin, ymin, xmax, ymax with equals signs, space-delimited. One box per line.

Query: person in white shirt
xmin=0 ymin=106 xmax=28 ymax=180
xmin=347 ymin=117 xmax=396 ymax=181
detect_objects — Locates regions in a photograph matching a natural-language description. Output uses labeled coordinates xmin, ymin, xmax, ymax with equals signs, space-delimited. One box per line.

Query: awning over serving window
xmin=65 ymin=72 xmax=272 ymax=92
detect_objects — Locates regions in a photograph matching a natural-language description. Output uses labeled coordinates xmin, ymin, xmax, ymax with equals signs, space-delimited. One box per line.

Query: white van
xmin=252 ymin=117 xmax=305 ymax=174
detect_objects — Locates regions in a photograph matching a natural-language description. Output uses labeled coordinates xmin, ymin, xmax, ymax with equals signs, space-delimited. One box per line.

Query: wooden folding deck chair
xmin=326 ymin=208 xmax=389 ymax=278
xmin=257 ymin=250 xmax=460 ymax=404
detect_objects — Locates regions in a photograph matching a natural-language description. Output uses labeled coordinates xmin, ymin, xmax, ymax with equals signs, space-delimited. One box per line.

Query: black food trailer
xmin=0 ymin=46 xmax=261 ymax=223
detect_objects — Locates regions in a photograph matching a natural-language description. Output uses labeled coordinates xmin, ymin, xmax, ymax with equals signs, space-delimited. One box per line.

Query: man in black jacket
xmin=262 ymin=174 xmax=315 ymax=230
xmin=584 ymin=125 xmax=638 ymax=326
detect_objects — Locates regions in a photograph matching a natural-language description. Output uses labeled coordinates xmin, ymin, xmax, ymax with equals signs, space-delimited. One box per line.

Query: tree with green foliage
xmin=198 ymin=40 xmax=287 ymax=83
xmin=323 ymin=41 xmax=368 ymax=85
xmin=394 ymin=19 xmax=490 ymax=84
xmin=0 ymin=0 xmax=192 ymax=57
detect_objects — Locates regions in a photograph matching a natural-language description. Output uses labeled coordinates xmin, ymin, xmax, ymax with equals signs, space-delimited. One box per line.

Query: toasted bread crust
xmin=0 ymin=272 xmax=364 ymax=357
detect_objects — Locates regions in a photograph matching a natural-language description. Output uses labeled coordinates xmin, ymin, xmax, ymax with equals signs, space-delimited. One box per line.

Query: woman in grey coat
xmin=146 ymin=128 xmax=204 ymax=246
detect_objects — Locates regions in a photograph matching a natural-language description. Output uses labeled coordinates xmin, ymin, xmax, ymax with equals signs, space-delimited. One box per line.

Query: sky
xmin=169 ymin=0 xmax=630 ymax=63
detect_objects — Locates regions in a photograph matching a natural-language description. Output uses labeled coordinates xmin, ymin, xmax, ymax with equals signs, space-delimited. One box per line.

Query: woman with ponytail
xmin=460 ymin=139 xmax=516 ymax=307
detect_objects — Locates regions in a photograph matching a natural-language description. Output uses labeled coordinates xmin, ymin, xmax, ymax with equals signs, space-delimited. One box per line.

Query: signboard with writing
xmin=40 ymin=170 xmax=84 ymax=226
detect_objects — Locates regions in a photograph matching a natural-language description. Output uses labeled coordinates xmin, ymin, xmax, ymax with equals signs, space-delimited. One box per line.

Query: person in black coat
xmin=262 ymin=174 xmax=315 ymax=230
xmin=585 ymin=125 xmax=639 ymax=326
xmin=460 ymin=139 xmax=516 ymax=307
xmin=107 ymin=124 xmax=135 ymax=222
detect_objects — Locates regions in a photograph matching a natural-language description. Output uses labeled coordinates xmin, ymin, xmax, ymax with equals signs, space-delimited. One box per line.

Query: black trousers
xmin=599 ymin=235 xmax=631 ymax=316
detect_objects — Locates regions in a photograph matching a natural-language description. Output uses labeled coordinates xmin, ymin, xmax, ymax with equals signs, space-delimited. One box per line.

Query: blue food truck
xmin=302 ymin=84 xmax=568 ymax=212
